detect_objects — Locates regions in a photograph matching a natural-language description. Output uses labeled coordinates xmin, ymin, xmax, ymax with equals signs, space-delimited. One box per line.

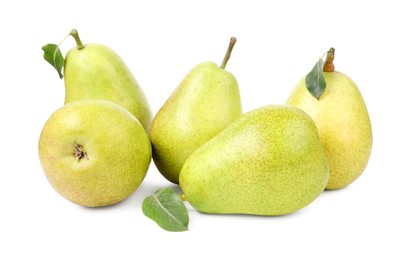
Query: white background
xmin=1 ymin=0 xmax=408 ymax=259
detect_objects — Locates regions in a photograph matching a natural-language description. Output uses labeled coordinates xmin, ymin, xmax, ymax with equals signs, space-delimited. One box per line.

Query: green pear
xmin=64 ymin=29 xmax=152 ymax=131
xmin=149 ymin=38 xmax=242 ymax=184
xmin=179 ymin=105 xmax=329 ymax=215
xmin=38 ymin=100 xmax=152 ymax=207
xmin=286 ymin=48 xmax=372 ymax=190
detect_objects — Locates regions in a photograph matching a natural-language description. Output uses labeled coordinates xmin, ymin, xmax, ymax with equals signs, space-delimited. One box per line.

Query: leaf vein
xmin=152 ymin=191 xmax=185 ymax=227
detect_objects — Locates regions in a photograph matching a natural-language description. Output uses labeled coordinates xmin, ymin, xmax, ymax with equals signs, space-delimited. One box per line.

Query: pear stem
xmin=323 ymin=47 xmax=335 ymax=72
xmin=220 ymin=37 xmax=237 ymax=69
xmin=179 ymin=193 xmax=187 ymax=201
xmin=69 ymin=29 xmax=85 ymax=50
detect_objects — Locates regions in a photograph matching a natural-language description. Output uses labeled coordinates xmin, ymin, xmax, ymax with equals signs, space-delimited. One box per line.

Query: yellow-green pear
xmin=287 ymin=48 xmax=372 ymax=189
xmin=64 ymin=29 xmax=152 ymax=131
xmin=179 ymin=105 xmax=329 ymax=215
xmin=149 ymin=38 xmax=242 ymax=184
xmin=38 ymin=100 xmax=152 ymax=207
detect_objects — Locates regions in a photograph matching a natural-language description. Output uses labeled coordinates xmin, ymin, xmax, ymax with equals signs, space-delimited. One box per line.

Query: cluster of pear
xmin=39 ymin=30 xmax=372 ymax=216
xmin=39 ymin=30 xmax=153 ymax=207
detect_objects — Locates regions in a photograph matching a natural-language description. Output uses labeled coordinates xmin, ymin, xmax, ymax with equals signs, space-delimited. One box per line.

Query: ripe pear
xmin=286 ymin=48 xmax=372 ymax=190
xmin=149 ymin=38 xmax=242 ymax=184
xmin=38 ymin=100 xmax=152 ymax=207
xmin=64 ymin=29 xmax=152 ymax=131
xmin=179 ymin=105 xmax=329 ymax=215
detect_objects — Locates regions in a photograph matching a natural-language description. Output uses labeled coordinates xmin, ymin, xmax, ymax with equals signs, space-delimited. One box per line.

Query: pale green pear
xmin=179 ymin=105 xmax=329 ymax=215
xmin=38 ymin=100 xmax=152 ymax=207
xmin=149 ymin=38 xmax=242 ymax=184
xmin=64 ymin=29 xmax=152 ymax=131
xmin=287 ymin=48 xmax=372 ymax=190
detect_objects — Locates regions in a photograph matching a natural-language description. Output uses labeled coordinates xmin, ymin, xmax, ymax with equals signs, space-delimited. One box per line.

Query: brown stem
xmin=323 ymin=47 xmax=335 ymax=72
xmin=220 ymin=37 xmax=237 ymax=69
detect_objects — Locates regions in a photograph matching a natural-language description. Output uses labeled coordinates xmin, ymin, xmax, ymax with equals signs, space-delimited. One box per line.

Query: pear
xmin=38 ymin=100 xmax=152 ymax=207
xmin=149 ymin=37 xmax=242 ymax=184
xmin=179 ymin=105 xmax=329 ymax=215
xmin=286 ymin=48 xmax=372 ymax=189
xmin=63 ymin=29 xmax=152 ymax=131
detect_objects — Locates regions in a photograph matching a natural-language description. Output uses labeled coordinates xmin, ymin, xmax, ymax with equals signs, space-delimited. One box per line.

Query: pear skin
xmin=64 ymin=30 xmax=152 ymax=131
xmin=150 ymin=62 xmax=241 ymax=184
xmin=287 ymin=50 xmax=372 ymax=189
xmin=179 ymin=105 xmax=329 ymax=215
xmin=38 ymin=100 xmax=152 ymax=207
xmin=149 ymin=38 xmax=242 ymax=184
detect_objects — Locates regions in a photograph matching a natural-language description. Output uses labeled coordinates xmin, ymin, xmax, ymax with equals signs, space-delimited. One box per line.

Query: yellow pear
xmin=287 ymin=48 xmax=372 ymax=189
xmin=179 ymin=105 xmax=329 ymax=215
xmin=63 ymin=29 xmax=152 ymax=131
xmin=38 ymin=100 xmax=152 ymax=207
xmin=149 ymin=38 xmax=242 ymax=184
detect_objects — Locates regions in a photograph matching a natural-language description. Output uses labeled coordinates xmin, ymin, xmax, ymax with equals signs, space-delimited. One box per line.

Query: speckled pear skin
xmin=179 ymin=105 xmax=329 ymax=216
xmin=149 ymin=62 xmax=242 ymax=184
xmin=287 ymin=72 xmax=372 ymax=189
xmin=38 ymin=100 xmax=152 ymax=207
xmin=64 ymin=44 xmax=152 ymax=131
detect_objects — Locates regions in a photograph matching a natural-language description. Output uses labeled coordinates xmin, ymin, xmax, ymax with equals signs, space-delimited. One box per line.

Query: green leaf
xmin=142 ymin=188 xmax=189 ymax=232
xmin=305 ymin=58 xmax=326 ymax=99
xmin=42 ymin=44 xmax=64 ymax=79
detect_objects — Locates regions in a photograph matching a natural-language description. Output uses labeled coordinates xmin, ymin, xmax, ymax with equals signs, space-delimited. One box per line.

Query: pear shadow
xmin=188 ymin=203 xmax=309 ymax=220
xmin=182 ymin=207 xmax=306 ymax=231
xmin=322 ymin=185 xmax=351 ymax=195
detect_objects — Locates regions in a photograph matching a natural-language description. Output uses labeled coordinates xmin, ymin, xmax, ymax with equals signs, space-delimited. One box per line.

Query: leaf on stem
xmin=142 ymin=188 xmax=189 ymax=232
xmin=305 ymin=58 xmax=326 ymax=99
xmin=42 ymin=44 xmax=64 ymax=79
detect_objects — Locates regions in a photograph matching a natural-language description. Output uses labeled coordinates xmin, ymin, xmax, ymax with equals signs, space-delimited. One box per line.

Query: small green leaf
xmin=142 ymin=188 xmax=189 ymax=232
xmin=42 ymin=44 xmax=64 ymax=79
xmin=305 ymin=58 xmax=326 ymax=99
